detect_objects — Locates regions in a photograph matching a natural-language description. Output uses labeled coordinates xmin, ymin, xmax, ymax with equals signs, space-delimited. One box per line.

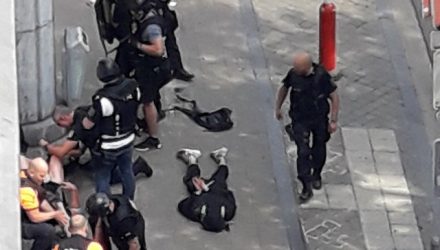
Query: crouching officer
xmin=127 ymin=0 xmax=172 ymax=151
xmin=275 ymin=52 xmax=340 ymax=203
xmin=86 ymin=193 xmax=147 ymax=250
xmin=90 ymin=58 xmax=141 ymax=200
xmin=176 ymin=147 xmax=237 ymax=232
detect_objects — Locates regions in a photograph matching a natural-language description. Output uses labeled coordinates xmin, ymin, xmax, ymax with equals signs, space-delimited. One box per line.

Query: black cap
xmin=96 ymin=58 xmax=121 ymax=82
xmin=86 ymin=193 xmax=111 ymax=217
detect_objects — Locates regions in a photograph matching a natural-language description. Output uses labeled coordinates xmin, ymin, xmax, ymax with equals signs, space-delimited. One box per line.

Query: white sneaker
xmin=176 ymin=148 xmax=202 ymax=164
xmin=210 ymin=147 xmax=228 ymax=164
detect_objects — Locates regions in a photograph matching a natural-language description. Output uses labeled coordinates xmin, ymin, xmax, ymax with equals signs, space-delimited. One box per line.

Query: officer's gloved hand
xmin=129 ymin=36 xmax=140 ymax=50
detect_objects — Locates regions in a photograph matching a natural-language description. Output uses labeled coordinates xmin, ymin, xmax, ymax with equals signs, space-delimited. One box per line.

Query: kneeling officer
xmin=86 ymin=193 xmax=146 ymax=250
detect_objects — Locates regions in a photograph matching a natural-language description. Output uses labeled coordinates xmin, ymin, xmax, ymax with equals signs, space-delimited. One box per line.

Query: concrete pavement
xmin=20 ymin=0 xmax=437 ymax=249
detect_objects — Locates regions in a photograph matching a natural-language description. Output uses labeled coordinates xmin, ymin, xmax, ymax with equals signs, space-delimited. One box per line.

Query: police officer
xmin=86 ymin=193 xmax=147 ymax=250
xmin=176 ymin=147 xmax=237 ymax=232
xmin=275 ymin=52 xmax=340 ymax=203
xmin=158 ymin=0 xmax=194 ymax=81
xmin=113 ymin=0 xmax=135 ymax=77
xmin=53 ymin=214 xmax=103 ymax=250
xmin=44 ymin=105 xmax=153 ymax=183
xmin=89 ymin=58 xmax=141 ymax=199
xmin=126 ymin=0 xmax=172 ymax=151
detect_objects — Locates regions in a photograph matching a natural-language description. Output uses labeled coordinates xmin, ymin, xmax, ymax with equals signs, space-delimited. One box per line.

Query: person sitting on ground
xmin=53 ymin=214 xmax=103 ymax=250
xmin=20 ymin=157 xmax=69 ymax=250
xmin=39 ymin=105 xmax=152 ymax=181
xmin=176 ymin=147 xmax=237 ymax=232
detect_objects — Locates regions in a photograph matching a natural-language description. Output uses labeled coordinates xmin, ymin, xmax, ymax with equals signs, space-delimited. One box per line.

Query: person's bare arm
xmin=329 ymin=90 xmax=339 ymax=122
xmin=94 ymin=217 xmax=112 ymax=250
xmin=46 ymin=140 xmax=79 ymax=159
xmin=25 ymin=208 xmax=67 ymax=224
xmin=275 ymin=85 xmax=288 ymax=120
xmin=137 ymin=38 xmax=164 ymax=57
xmin=61 ymin=182 xmax=80 ymax=212
xmin=328 ymin=90 xmax=340 ymax=133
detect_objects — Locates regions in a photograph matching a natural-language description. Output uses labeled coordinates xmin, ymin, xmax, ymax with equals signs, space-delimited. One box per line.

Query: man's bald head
xmin=293 ymin=52 xmax=313 ymax=76
xmin=69 ymin=214 xmax=88 ymax=233
xmin=28 ymin=157 xmax=48 ymax=185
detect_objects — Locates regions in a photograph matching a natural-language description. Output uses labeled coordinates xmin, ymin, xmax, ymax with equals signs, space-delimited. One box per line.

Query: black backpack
xmin=170 ymin=94 xmax=233 ymax=132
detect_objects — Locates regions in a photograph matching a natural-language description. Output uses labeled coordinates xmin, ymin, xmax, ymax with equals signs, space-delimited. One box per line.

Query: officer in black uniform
xmin=176 ymin=147 xmax=237 ymax=232
xmin=86 ymin=193 xmax=147 ymax=250
xmin=113 ymin=0 xmax=135 ymax=77
xmin=53 ymin=214 xmax=103 ymax=250
xmin=275 ymin=52 xmax=340 ymax=203
xmin=158 ymin=0 xmax=194 ymax=81
xmin=126 ymin=0 xmax=172 ymax=151
xmin=47 ymin=97 xmax=152 ymax=187
xmin=88 ymin=58 xmax=142 ymax=200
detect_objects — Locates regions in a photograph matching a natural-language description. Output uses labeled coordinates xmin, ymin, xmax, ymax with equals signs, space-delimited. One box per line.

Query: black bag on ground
xmin=170 ymin=94 xmax=233 ymax=132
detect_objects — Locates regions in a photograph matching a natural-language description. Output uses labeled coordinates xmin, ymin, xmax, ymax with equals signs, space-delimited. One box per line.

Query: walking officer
xmin=127 ymin=0 xmax=172 ymax=151
xmin=275 ymin=51 xmax=340 ymax=203
xmin=86 ymin=193 xmax=147 ymax=250
xmin=88 ymin=58 xmax=141 ymax=200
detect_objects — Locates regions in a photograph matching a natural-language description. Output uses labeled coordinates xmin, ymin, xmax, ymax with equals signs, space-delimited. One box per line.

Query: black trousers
xmin=89 ymin=215 xmax=147 ymax=250
xmin=112 ymin=216 xmax=147 ymax=250
xmin=22 ymin=222 xmax=56 ymax=250
xmin=115 ymin=42 xmax=135 ymax=77
xmin=291 ymin=119 xmax=330 ymax=184
xmin=165 ymin=31 xmax=184 ymax=72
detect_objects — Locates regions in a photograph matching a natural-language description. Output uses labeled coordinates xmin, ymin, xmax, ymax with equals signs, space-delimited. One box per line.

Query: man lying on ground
xmin=176 ymin=147 xmax=237 ymax=232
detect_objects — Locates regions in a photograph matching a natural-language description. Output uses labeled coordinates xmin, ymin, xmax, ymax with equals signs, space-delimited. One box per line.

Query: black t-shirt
xmin=282 ymin=64 xmax=337 ymax=122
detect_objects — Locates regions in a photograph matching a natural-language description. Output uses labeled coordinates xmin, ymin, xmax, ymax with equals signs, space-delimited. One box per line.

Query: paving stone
xmin=393 ymin=235 xmax=424 ymax=250
xmin=374 ymin=151 xmax=404 ymax=175
xmin=391 ymin=224 xmax=421 ymax=236
xmin=300 ymin=188 xmax=329 ymax=209
xmin=326 ymin=184 xmax=357 ymax=210
xmin=388 ymin=211 xmax=418 ymax=225
xmin=379 ymin=175 xmax=410 ymax=195
xmin=352 ymin=184 xmax=385 ymax=210
xmin=383 ymin=193 xmax=414 ymax=212
xmin=341 ymin=128 xmax=371 ymax=151
xmin=368 ymin=129 xmax=399 ymax=152
xmin=359 ymin=210 xmax=394 ymax=250
xmin=346 ymin=150 xmax=376 ymax=175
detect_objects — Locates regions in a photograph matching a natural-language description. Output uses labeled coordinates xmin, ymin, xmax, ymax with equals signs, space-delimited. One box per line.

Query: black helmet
xmin=86 ymin=193 xmax=111 ymax=217
xmin=96 ymin=58 xmax=121 ymax=82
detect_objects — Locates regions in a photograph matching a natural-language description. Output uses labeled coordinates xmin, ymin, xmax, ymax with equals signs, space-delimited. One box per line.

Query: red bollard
xmin=319 ymin=0 xmax=336 ymax=72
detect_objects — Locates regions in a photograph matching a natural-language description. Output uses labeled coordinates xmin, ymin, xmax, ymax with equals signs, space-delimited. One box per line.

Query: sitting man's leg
xmin=22 ymin=222 xmax=56 ymax=250
xmin=176 ymin=148 xmax=202 ymax=193
xmin=208 ymin=147 xmax=229 ymax=190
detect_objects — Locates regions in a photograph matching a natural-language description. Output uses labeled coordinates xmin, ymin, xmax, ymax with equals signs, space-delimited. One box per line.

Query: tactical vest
xmin=57 ymin=234 xmax=93 ymax=250
xmin=72 ymin=106 xmax=100 ymax=150
xmin=132 ymin=11 xmax=167 ymax=67
xmin=107 ymin=195 xmax=141 ymax=239
xmin=288 ymin=65 xmax=331 ymax=121
xmin=93 ymin=78 xmax=139 ymax=150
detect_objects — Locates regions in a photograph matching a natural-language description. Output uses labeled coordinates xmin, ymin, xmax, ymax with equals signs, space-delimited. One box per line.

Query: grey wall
xmin=0 ymin=0 xmax=22 ymax=248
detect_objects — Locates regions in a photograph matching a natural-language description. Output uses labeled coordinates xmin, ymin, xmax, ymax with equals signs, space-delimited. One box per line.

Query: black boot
xmin=299 ymin=182 xmax=313 ymax=203
xmin=133 ymin=157 xmax=153 ymax=177
xmin=173 ymin=69 xmax=194 ymax=82
xmin=312 ymin=180 xmax=322 ymax=190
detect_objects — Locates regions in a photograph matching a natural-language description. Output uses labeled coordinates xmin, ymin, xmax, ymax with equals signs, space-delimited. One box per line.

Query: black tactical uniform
xmin=178 ymin=164 xmax=236 ymax=232
xmin=91 ymin=58 xmax=141 ymax=199
xmin=87 ymin=193 xmax=147 ymax=250
xmin=282 ymin=63 xmax=337 ymax=189
xmin=129 ymin=1 xmax=172 ymax=111
xmin=113 ymin=0 xmax=135 ymax=76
